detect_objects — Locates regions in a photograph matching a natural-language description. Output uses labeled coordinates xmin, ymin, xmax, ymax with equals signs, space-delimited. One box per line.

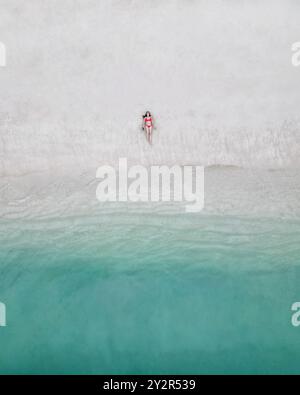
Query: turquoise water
xmin=0 ymin=211 xmax=300 ymax=374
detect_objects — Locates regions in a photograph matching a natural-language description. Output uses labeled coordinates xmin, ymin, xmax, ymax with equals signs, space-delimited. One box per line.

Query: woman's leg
xmin=146 ymin=127 xmax=150 ymax=143
xmin=145 ymin=127 xmax=148 ymax=141
xmin=148 ymin=127 xmax=152 ymax=144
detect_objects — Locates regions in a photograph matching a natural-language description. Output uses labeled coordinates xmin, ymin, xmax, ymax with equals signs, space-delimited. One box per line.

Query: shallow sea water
xmin=0 ymin=208 xmax=300 ymax=374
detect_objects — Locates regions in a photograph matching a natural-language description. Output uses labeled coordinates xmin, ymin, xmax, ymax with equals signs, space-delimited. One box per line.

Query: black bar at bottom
xmin=0 ymin=374 xmax=282 ymax=392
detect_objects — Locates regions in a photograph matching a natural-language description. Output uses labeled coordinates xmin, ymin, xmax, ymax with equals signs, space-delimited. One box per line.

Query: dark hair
xmin=143 ymin=111 xmax=151 ymax=117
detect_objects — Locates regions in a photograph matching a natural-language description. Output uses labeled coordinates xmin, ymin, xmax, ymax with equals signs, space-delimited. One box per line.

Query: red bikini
xmin=144 ymin=117 xmax=153 ymax=128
